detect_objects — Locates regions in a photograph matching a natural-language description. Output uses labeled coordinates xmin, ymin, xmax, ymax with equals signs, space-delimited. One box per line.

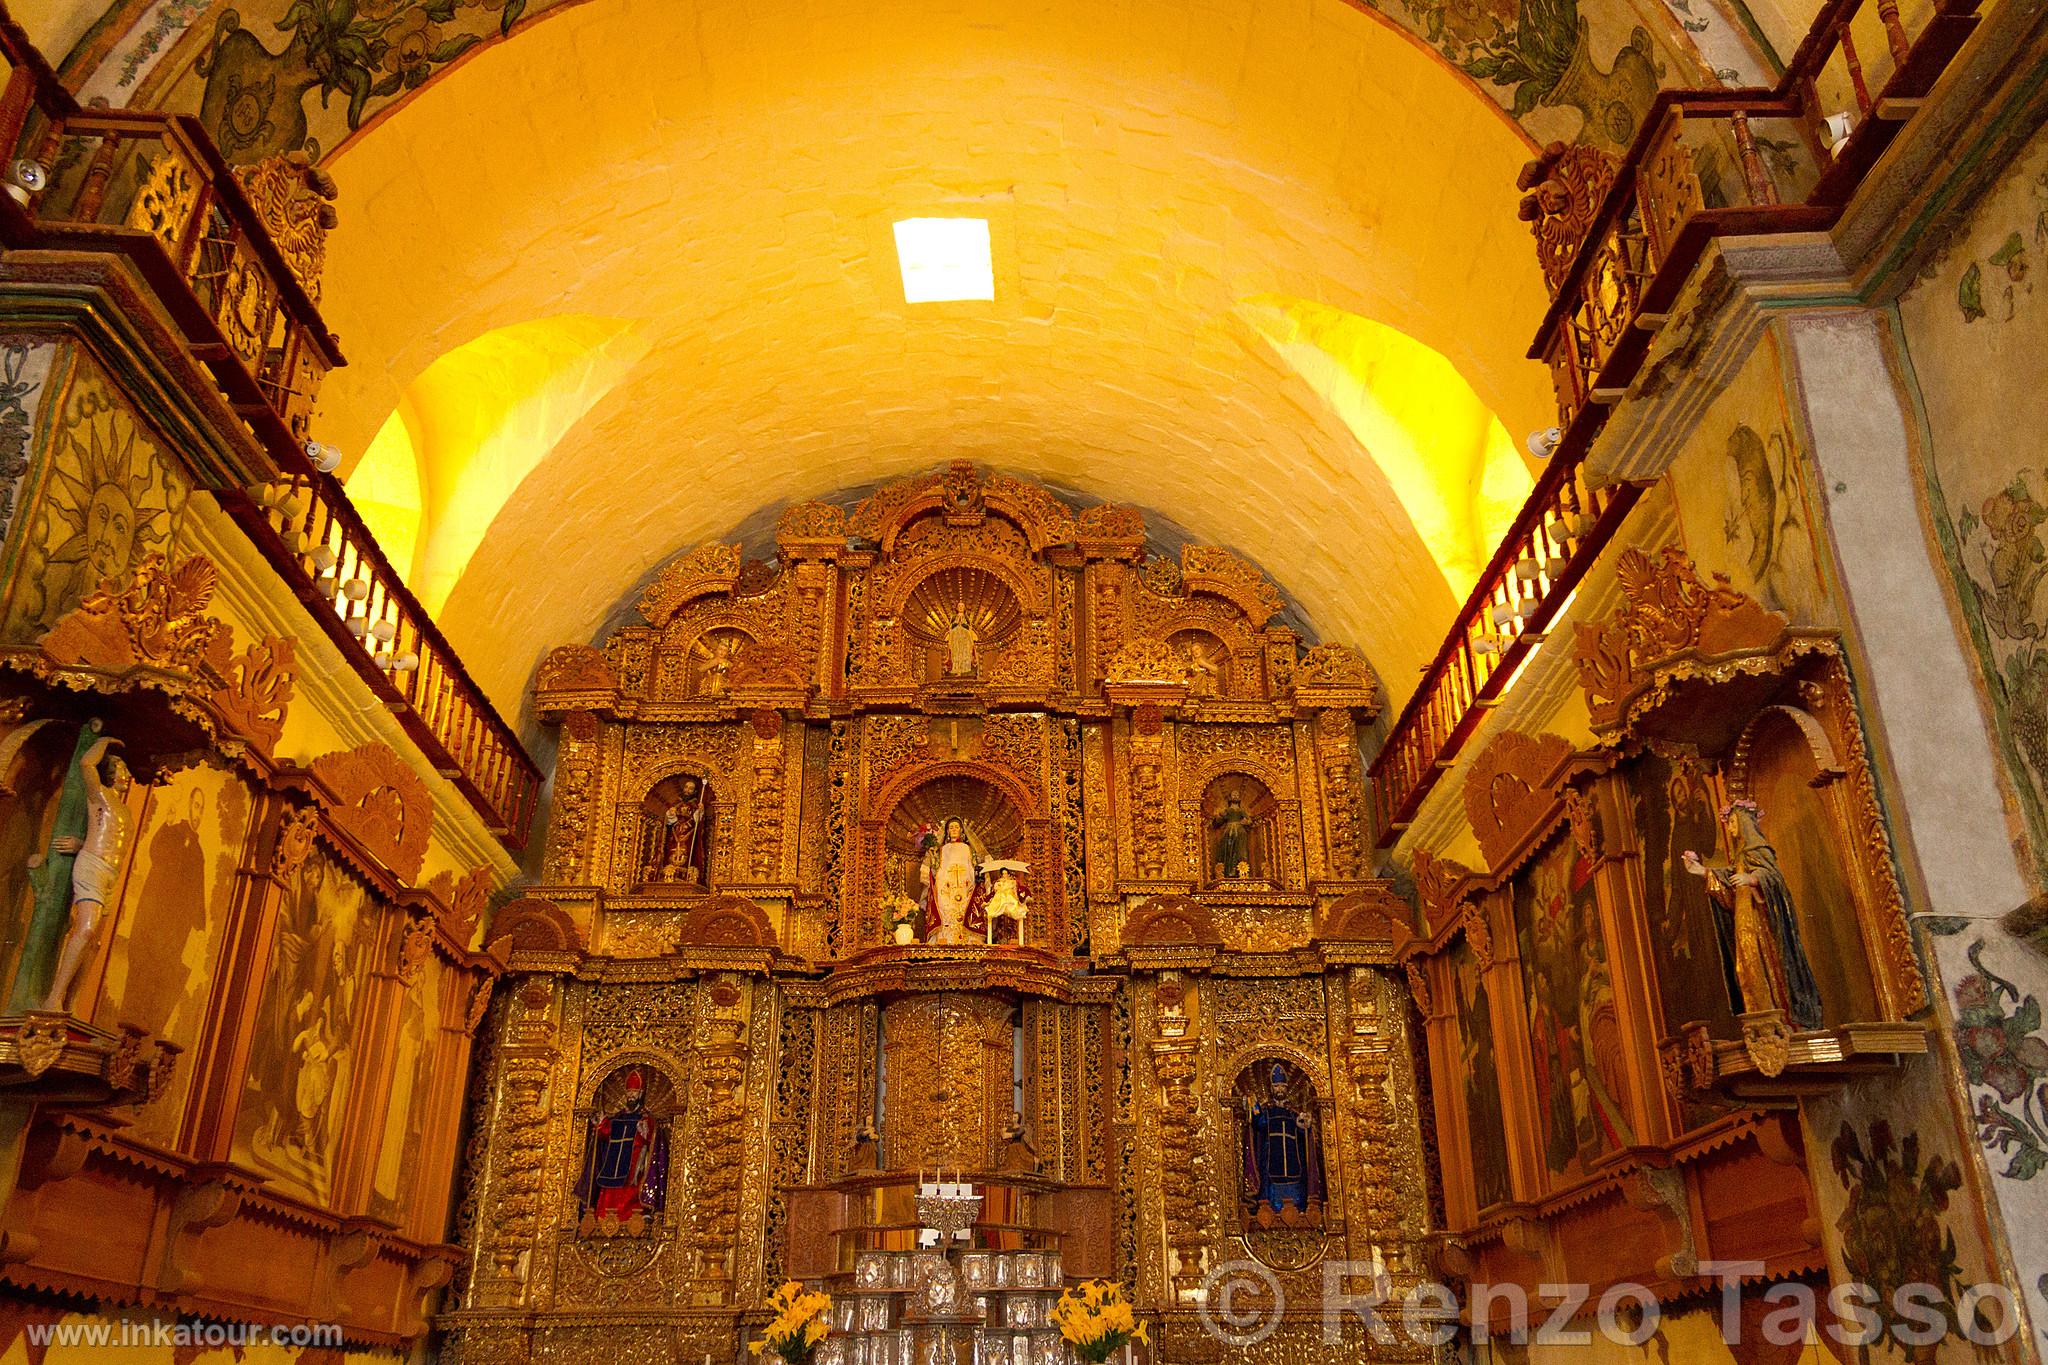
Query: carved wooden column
xmin=747 ymin=709 xmax=787 ymax=882
xmin=469 ymin=977 xmax=560 ymax=1309
xmin=1129 ymin=705 xmax=1168 ymax=879
xmin=1146 ymin=971 xmax=1209 ymax=1301
xmin=688 ymin=973 xmax=752 ymax=1299
xmin=1342 ymin=968 xmax=1406 ymax=1277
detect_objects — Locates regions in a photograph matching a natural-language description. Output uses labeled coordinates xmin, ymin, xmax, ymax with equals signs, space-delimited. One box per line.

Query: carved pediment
xmin=1104 ymin=639 xmax=1193 ymax=687
xmin=776 ymin=500 xmax=848 ymax=551
xmin=1179 ymin=546 xmax=1285 ymax=627
xmin=638 ymin=544 xmax=743 ymax=627
xmin=678 ymin=895 xmax=777 ymax=948
xmin=427 ymin=866 xmax=495 ymax=948
xmin=538 ymin=643 xmax=614 ymax=694
xmin=1572 ymin=545 xmax=1797 ymax=733
xmin=727 ymin=641 xmax=811 ymax=694
xmin=213 ymin=635 xmax=298 ymax=755
xmin=310 ymin=742 xmax=433 ymax=882
xmin=1123 ymin=895 xmax=1223 ymax=948
xmin=488 ymin=896 xmax=585 ymax=954
xmin=1517 ymin=140 xmax=1622 ymax=293
xmin=1409 ymin=849 xmax=1475 ymax=935
xmin=1294 ymin=642 xmax=1379 ymax=715
xmin=1463 ymin=729 xmax=1574 ymax=869
xmin=1321 ymin=885 xmax=1414 ymax=947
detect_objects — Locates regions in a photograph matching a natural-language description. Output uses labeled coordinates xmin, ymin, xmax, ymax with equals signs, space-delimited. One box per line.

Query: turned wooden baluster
xmin=1838 ymin=23 xmax=1874 ymax=116
xmin=1730 ymin=113 xmax=1778 ymax=205
xmin=1875 ymin=0 xmax=1910 ymax=64
xmin=71 ymin=131 xmax=119 ymax=221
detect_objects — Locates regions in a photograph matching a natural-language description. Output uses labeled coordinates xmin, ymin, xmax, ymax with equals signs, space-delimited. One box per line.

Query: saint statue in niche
xmin=1683 ymin=799 xmax=1825 ymax=1030
xmin=945 ymin=604 xmax=978 ymax=676
xmin=918 ymin=817 xmax=986 ymax=943
xmin=1211 ymin=791 xmax=1252 ymax=879
xmin=650 ymin=775 xmax=711 ymax=885
xmin=1240 ymin=1061 xmax=1323 ymax=1226
xmin=575 ymin=1068 xmax=670 ymax=1235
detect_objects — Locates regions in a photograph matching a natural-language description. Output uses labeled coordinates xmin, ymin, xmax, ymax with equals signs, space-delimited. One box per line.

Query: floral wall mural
xmin=49 ymin=0 xmax=1716 ymax=163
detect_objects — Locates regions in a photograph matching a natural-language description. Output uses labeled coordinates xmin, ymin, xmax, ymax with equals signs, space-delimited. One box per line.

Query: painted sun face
xmin=84 ymin=483 xmax=137 ymax=583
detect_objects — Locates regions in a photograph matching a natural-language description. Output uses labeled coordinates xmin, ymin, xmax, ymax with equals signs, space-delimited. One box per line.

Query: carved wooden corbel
xmin=157 ymin=1175 xmax=245 ymax=1293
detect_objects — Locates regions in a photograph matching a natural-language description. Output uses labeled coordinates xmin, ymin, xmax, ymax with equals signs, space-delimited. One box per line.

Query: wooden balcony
xmin=0 ymin=13 xmax=541 ymax=849
xmin=1369 ymin=0 xmax=1983 ymax=844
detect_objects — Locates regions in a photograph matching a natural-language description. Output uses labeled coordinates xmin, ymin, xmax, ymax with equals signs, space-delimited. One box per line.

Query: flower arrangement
xmin=1051 ymin=1279 xmax=1148 ymax=1363
xmin=748 ymin=1280 xmax=832 ymax=1363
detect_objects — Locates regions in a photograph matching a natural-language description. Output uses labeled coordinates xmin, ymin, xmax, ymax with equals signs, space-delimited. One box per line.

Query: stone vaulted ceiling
xmin=17 ymin=0 xmax=1776 ymax=717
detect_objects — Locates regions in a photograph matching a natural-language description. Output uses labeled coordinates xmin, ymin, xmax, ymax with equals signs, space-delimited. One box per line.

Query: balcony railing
xmin=0 ymin=11 xmax=541 ymax=849
xmin=1370 ymin=0 xmax=1982 ymax=844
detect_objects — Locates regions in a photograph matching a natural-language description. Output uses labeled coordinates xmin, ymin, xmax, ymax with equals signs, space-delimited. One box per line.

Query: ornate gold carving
xmin=269 ymin=803 xmax=318 ymax=881
xmin=1150 ymin=1039 xmax=1209 ymax=1298
xmin=638 ymin=544 xmax=743 ymax=626
xmin=1409 ymin=849 xmax=1472 ymax=934
xmin=538 ymin=643 xmax=615 ymax=693
xmin=1295 ymin=642 xmax=1376 ymax=698
xmin=776 ymin=500 xmax=848 ymax=544
xmin=1123 ymin=896 xmax=1222 ymax=947
xmin=127 ymin=150 xmax=203 ymax=258
xmin=429 ymin=867 xmax=494 ymax=948
xmin=677 ymin=896 xmax=776 ymax=948
xmin=212 ymin=634 xmax=297 ymax=753
xmin=42 ymin=553 xmax=232 ymax=680
xmin=1463 ymin=729 xmax=1574 ymax=869
xmin=14 ymin=1015 xmax=67 ymax=1077
xmin=1635 ymin=112 xmax=1706 ymax=270
xmin=1516 ymin=140 xmax=1622 ymax=292
xmin=489 ymin=897 xmax=584 ymax=954
xmin=1104 ymin=638 xmax=1192 ymax=686
xmin=1570 ymin=546 xmax=1788 ymax=729
xmin=1179 ymin=546 xmax=1285 ymax=626
xmin=309 ymin=741 xmax=434 ymax=881
xmin=1739 ymin=1008 xmax=1792 ymax=1078
xmin=397 ymin=915 xmax=436 ymax=985
xmin=687 ymin=985 xmax=750 ymax=1295
xmin=232 ymin=152 xmax=339 ymax=299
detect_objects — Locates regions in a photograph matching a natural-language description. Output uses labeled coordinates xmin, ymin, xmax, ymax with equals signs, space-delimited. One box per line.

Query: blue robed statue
xmin=1242 ymin=1062 xmax=1323 ymax=1221
xmin=574 ymin=1069 xmax=669 ymax=1229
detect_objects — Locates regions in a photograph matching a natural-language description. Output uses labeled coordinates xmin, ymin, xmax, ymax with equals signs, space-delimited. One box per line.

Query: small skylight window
xmin=892 ymin=218 xmax=994 ymax=303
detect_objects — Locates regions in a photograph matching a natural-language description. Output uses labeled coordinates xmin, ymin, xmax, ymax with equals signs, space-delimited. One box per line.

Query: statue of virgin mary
xmin=918 ymin=816 xmax=989 ymax=944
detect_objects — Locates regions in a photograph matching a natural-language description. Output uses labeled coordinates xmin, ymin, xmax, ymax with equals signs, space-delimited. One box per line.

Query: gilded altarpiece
xmin=441 ymin=464 xmax=1438 ymax=1363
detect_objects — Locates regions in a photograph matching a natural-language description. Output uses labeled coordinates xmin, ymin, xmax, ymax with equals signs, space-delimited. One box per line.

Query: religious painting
xmin=1202 ymin=775 xmax=1278 ymax=884
xmin=232 ymin=846 xmax=381 ymax=1204
xmin=1449 ymin=938 xmax=1513 ymax=1212
xmin=1738 ymin=709 xmax=1879 ymax=1025
xmin=1666 ymin=335 xmax=1834 ymax=627
xmin=368 ymin=952 xmax=442 ymax=1229
xmin=1626 ymin=751 xmax=1740 ymax=1049
xmin=93 ymin=760 xmax=253 ymax=1146
xmin=1897 ymin=120 xmax=2048 ymax=877
xmin=1234 ymin=1058 xmax=1324 ymax=1227
xmin=640 ymin=773 xmax=712 ymax=886
xmin=1512 ymin=832 xmax=1635 ymax=1181
xmin=1803 ymin=1054 xmax=2015 ymax=1364
xmin=2 ymin=351 xmax=188 ymax=643
xmin=575 ymin=1064 xmax=677 ymax=1237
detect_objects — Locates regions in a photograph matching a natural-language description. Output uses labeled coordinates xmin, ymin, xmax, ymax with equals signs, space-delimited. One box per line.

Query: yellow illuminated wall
xmin=347 ymin=316 xmax=648 ymax=612
xmin=1238 ymin=297 xmax=1531 ymax=598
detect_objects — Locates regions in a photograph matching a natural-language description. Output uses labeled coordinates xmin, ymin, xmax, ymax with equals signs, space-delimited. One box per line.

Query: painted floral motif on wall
xmin=1829 ymin=1117 xmax=1981 ymax=1359
xmin=1903 ymin=123 xmax=2048 ymax=876
xmin=62 ymin=0 xmax=1683 ymax=161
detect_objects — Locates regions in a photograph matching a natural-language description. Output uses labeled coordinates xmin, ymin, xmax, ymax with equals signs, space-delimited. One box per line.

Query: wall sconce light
xmin=1527 ymin=426 xmax=1563 ymax=460
xmin=303 ymin=440 xmax=343 ymax=473
xmin=4 ymin=159 xmax=45 ymax=206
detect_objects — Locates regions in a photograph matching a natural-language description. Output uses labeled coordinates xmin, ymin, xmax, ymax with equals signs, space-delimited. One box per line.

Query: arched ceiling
xmin=15 ymin=0 xmax=1775 ymax=717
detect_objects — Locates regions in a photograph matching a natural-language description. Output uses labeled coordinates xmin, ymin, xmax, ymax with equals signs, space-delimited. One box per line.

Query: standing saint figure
xmin=919 ymin=816 xmax=986 ymax=943
xmin=1242 ymin=1062 xmax=1322 ymax=1221
xmin=945 ymin=604 xmax=977 ymax=676
xmin=575 ymin=1069 xmax=669 ymax=1228
xmin=1683 ymin=799 xmax=1825 ymax=1031
xmin=655 ymin=776 xmax=709 ymax=885
xmin=37 ymin=731 xmax=133 ymax=1013
xmin=1211 ymin=791 xmax=1252 ymax=880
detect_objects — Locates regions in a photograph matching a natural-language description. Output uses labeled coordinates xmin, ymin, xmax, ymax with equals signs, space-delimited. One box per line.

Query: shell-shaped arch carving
xmin=677 ymin=895 xmax=777 ymax=948
xmin=489 ymin=896 xmax=585 ymax=954
xmin=1123 ymin=895 xmax=1222 ymax=947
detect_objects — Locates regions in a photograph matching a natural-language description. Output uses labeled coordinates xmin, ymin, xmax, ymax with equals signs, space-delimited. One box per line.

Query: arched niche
xmin=572 ymin=1061 xmax=679 ymax=1238
xmin=1730 ymin=704 xmax=1881 ymax=1026
xmin=637 ymin=771 xmax=715 ymax=889
xmin=1201 ymin=773 xmax=1282 ymax=885
xmin=901 ymin=566 xmax=1023 ymax=682
xmin=1168 ymin=627 xmax=1235 ymax=699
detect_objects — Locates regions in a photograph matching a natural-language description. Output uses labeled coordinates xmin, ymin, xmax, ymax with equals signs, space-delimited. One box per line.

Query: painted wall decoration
xmin=1666 ymin=334 xmax=1836 ymax=628
xmin=1925 ymin=916 xmax=2048 ymax=1336
xmin=232 ymin=844 xmax=382 ymax=1203
xmin=1803 ymin=1054 xmax=2015 ymax=1365
xmin=1513 ymin=832 xmax=1635 ymax=1179
xmin=93 ymin=759 xmax=254 ymax=1145
xmin=53 ymin=0 xmax=1698 ymax=163
xmin=1 ymin=350 xmax=188 ymax=643
xmin=1449 ymin=937 xmax=1514 ymax=1211
xmin=0 ymin=341 xmax=57 ymax=552
xmin=1900 ymin=121 xmax=2048 ymax=877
